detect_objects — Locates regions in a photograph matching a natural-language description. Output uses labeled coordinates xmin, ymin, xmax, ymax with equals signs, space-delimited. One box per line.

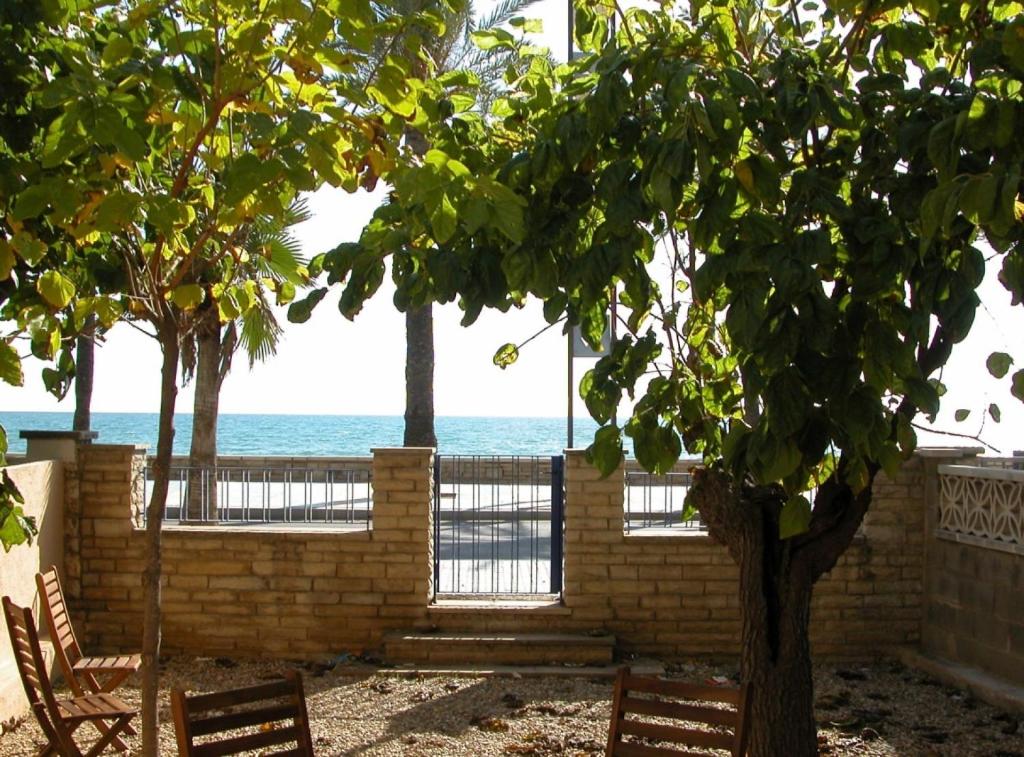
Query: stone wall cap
xmin=371 ymin=447 xmax=435 ymax=454
xmin=90 ymin=443 xmax=149 ymax=452
xmin=20 ymin=429 xmax=99 ymax=441
xmin=938 ymin=463 xmax=1024 ymax=482
xmin=916 ymin=447 xmax=984 ymax=458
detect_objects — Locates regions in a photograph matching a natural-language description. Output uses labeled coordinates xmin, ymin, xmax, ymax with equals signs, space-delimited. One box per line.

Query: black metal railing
xmin=433 ymin=455 xmax=564 ymax=596
xmin=624 ymin=468 xmax=704 ymax=532
xmin=140 ymin=465 xmax=372 ymax=527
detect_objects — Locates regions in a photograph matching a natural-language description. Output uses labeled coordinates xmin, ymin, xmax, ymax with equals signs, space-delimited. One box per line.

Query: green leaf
xmin=13 ymin=186 xmax=51 ymax=220
xmin=287 ymin=287 xmax=328 ymax=324
xmin=101 ymin=34 xmax=133 ymax=64
xmin=0 ymin=240 xmax=13 ymax=281
xmin=366 ymin=63 xmax=417 ymax=117
xmin=954 ymin=409 xmax=970 ymax=422
xmin=0 ymin=342 xmax=24 ymax=387
xmin=169 ymin=284 xmax=205 ymax=310
xmin=989 ymin=403 xmax=1001 ymax=423
xmin=986 ymin=351 xmax=1013 ymax=379
xmin=429 ymin=193 xmax=458 ymax=244
xmin=37 ymin=270 xmax=76 ymax=309
xmin=1002 ymin=17 xmax=1024 ymax=71
xmin=779 ymin=495 xmax=812 ymax=539
xmin=1011 ymin=370 xmax=1024 ymax=402
xmin=0 ymin=507 xmax=33 ymax=552
xmin=11 ymin=232 xmax=47 ymax=266
xmin=92 ymin=297 xmax=123 ymax=329
xmin=586 ymin=425 xmax=623 ymax=477
xmin=493 ymin=343 xmax=519 ymax=369
xmin=927 ymin=116 xmax=958 ymax=179
xmin=470 ymin=28 xmax=516 ymax=51
xmin=509 ymin=16 xmax=543 ymax=33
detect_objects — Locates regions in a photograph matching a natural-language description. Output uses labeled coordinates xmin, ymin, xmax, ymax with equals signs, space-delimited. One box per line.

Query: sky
xmin=1 ymin=0 xmax=1022 ymax=454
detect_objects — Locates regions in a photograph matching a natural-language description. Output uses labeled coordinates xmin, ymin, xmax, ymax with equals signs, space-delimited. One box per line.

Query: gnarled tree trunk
xmin=186 ymin=304 xmax=222 ymax=521
xmin=141 ymin=311 xmax=179 ymax=757
xmin=689 ymin=465 xmax=873 ymax=757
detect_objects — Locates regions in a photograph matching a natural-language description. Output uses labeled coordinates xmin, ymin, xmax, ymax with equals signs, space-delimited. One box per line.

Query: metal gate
xmin=433 ymin=455 xmax=564 ymax=596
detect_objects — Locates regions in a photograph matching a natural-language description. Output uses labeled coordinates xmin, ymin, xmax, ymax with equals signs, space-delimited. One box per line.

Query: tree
xmin=183 ymin=199 xmax=310 ymax=521
xmin=357 ymin=0 xmax=546 ymax=448
xmin=324 ymin=1 xmax=1024 ymax=754
xmin=11 ymin=1 xmax=441 ymax=751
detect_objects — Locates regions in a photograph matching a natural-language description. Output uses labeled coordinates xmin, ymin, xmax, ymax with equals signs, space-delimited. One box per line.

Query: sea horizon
xmin=0 ymin=410 xmax=608 ymax=457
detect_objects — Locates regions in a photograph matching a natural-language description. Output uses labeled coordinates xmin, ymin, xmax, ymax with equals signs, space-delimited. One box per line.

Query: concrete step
xmin=383 ymin=631 xmax=616 ymax=667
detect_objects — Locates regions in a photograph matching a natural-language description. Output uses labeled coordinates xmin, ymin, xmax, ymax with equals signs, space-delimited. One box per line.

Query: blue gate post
xmin=550 ymin=455 xmax=565 ymax=594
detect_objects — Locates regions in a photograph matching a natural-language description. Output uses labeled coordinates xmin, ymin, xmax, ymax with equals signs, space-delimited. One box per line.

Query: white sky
xmin=1 ymin=0 xmax=1022 ymax=454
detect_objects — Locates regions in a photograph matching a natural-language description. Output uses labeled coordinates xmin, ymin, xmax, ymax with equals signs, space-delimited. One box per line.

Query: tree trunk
xmin=187 ymin=305 xmax=221 ymax=521
xmin=404 ymin=304 xmax=437 ymax=447
xmin=73 ymin=315 xmax=95 ymax=432
xmin=402 ymin=123 xmax=437 ymax=449
xmin=735 ymin=505 xmax=817 ymax=756
xmin=688 ymin=463 xmax=877 ymax=756
xmin=141 ymin=314 xmax=179 ymax=757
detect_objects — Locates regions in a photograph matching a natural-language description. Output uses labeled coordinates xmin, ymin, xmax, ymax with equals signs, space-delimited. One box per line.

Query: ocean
xmin=0 ymin=411 xmax=605 ymax=457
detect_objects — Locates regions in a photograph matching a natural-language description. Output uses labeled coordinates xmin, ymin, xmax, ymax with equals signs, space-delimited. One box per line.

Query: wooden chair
xmin=606 ymin=666 xmax=751 ymax=757
xmin=3 ymin=597 xmax=136 ymax=757
xmin=170 ymin=670 xmax=315 ymax=756
xmin=35 ymin=567 xmax=141 ymax=698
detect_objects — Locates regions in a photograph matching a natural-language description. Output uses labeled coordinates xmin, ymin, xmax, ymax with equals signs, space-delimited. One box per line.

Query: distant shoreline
xmin=0 ymin=410 xmax=606 ymax=457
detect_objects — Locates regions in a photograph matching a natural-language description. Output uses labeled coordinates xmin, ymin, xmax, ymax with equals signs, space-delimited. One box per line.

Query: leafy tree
xmin=354 ymin=0 xmax=546 ymax=448
xmin=0 ymin=0 xmax=86 ymax=551
xmin=182 ymin=199 xmax=311 ymax=521
xmin=324 ymin=1 xmax=1024 ymax=754
xmin=10 ymin=1 xmax=439 ymax=751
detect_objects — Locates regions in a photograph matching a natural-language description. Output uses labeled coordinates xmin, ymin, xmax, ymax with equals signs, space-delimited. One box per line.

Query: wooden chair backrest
xmin=35 ymin=566 xmax=84 ymax=694
xmin=2 ymin=597 xmax=74 ymax=754
xmin=171 ymin=670 xmax=314 ymax=756
xmin=607 ymin=667 xmax=751 ymax=757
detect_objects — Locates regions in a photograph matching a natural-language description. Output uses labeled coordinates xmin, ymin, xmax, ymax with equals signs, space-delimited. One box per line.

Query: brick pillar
xmin=370 ymin=448 xmax=434 ymax=620
xmin=74 ymin=444 xmax=147 ymax=649
xmin=563 ymin=449 xmax=624 ymax=620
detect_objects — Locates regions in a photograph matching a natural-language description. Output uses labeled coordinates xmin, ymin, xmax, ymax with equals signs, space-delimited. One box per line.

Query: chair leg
xmin=87 ymin=717 xmax=130 ymax=752
xmin=84 ymin=671 xmax=137 ymax=738
xmin=83 ymin=715 xmax=133 ymax=757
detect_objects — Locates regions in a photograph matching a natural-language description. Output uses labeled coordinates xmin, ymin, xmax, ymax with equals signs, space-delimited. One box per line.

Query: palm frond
xmin=239 ymin=298 xmax=283 ymax=368
xmin=472 ymin=0 xmax=546 ymax=33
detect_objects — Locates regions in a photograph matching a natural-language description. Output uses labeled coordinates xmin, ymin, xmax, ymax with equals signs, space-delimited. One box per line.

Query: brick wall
xmin=70 ymin=444 xmax=928 ymax=661
xmin=73 ymin=446 xmax=433 ymax=659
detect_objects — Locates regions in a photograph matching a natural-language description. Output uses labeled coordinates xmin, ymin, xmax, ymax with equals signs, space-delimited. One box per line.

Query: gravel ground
xmin=1 ymin=656 xmax=1022 ymax=756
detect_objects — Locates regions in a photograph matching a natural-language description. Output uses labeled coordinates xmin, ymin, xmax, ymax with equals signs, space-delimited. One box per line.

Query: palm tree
xmin=365 ymin=0 xmax=546 ymax=448
xmin=182 ymin=200 xmax=311 ymax=521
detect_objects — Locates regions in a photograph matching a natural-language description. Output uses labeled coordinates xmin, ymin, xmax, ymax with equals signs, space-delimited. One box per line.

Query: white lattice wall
xmin=937 ymin=465 xmax=1024 ymax=549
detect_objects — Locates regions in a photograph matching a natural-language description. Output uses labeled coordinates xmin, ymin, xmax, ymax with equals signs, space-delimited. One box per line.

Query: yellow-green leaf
xmin=37 ymin=270 xmax=76 ymax=309
xmin=169 ymin=284 xmax=205 ymax=310
xmin=0 ymin=341 xmax=24 ymax=386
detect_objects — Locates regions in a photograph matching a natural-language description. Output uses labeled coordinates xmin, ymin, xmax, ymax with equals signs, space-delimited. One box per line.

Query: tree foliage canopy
xmin=326 ymin=0 xmax=1024 ymax=537
xmin=0 ymin=0 xmax=460 ymax=548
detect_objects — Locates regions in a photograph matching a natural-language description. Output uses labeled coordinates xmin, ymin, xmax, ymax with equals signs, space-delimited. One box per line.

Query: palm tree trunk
xmin=404 ymin=304 xmax=436 ymax=447
xmin=187 ymin=305 xmax=221 ymax=521
xmin=402 ymin=125 xmax=437 ymax=449
xmin=73 ymin=315 xmax=95 ymax=432
xmin=141 ymin=311 xmax=179 ymax=756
